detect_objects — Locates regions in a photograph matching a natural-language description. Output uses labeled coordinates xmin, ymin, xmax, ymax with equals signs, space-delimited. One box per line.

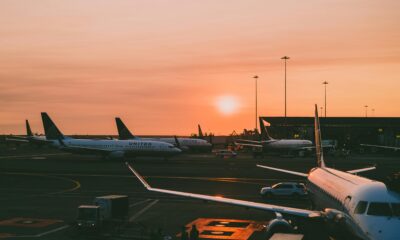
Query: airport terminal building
xmin=261 ymin=117 xmax=400 ymax=149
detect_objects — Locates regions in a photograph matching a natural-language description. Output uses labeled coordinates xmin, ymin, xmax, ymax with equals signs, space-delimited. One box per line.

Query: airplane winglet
xmin=126 ymin=162 xmax=151 ymax=189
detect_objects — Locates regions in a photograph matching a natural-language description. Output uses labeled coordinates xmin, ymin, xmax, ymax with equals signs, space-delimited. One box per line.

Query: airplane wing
xmin=57 ymin=139 xmax=111 ymax=154
xmin=360 ymin=144 xmax=400 ymax=151
xmin=346 ymin=166 xmax=376 ymax=174
xmin=5 ymin=137 xmax=29 ymax=143
xmin=126 ymin=163 xmax=319 ymax=218
xmin=256 ymin=164 xmax=309 ymax=177
xmin=300 ymin=145 xmax=335 ymax=150
xmin=234 ymin=142 xmax=263 ymax=148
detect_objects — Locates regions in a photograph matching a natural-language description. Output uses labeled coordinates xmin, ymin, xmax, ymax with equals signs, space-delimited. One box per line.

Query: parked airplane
xmin=127 ymin=105 xmax=400 ymax=240
xmin=5 ymin=119 xmax=49 ymax=146
xmin=115 ymin=117 xmax=212 ymax=152
xmin=235 ymin=118 xmax=313 ymax=156
xmin=41 ymin=113 xmax=181 ymax=159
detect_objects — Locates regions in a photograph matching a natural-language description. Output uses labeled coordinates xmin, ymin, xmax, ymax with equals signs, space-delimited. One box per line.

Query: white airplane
xmin=5 ymin=119 xmax=50 ymax=146
xmin=115 ymin=117 xmax=212 ymax=152
xmin=235 ymin=118 xmax=313 ymax=155
xmin=41 ymin=113 xmax=181 ymax=159
xmin=127 ymin=105 xmax=400 ymax=240
xmin=360 ymin=144 xmax=400 ymax=151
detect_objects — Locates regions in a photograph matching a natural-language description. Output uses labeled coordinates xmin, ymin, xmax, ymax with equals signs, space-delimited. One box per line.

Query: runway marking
xmin=181 ymin=218 xmax=266 ymax=240
xmin=0 ymin=172 xmax=81 ymax=198
xmin=0 ymin=153 xmax=70 ymax=159
xmin=0 ymin=218 xmax=62 ymax=228
xmin=35 ymin=225 xmax=70 ymax=237
xmin=129 ymin=199 xmax=159 ymax=222
xmin=10 ymin=225 xmax=70 ymax=238
xmin=129 ymin=198 xmax=152 ymax=208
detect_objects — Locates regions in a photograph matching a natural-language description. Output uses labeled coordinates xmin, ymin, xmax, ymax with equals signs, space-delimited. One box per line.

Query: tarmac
xmin=0 ymin=144 xmax=399 ymax=239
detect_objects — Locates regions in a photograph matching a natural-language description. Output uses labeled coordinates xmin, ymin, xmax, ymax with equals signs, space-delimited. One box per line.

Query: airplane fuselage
xmin=53 ymin=138 xmax=181 ymax=157
xmin=262 ymin=139 xmax=312 ymax=151
xmin=307 ymin=167 xmax=400 ymax=240
xmin=148 ymin=137 xmax=212 ymax=152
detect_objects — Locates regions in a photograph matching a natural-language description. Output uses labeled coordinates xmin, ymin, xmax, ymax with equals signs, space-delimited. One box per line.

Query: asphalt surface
xmin=0 ymin=144 xmax=399 ymax=240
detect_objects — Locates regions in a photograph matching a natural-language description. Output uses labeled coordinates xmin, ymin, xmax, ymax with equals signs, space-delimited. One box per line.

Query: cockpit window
xmin=391 ymin=203 xmax=400 ymax=216
xmin=354 ymin=201 xmax=368 ymax=214
xmin=367 ymin=202 xmax=392 ymax=216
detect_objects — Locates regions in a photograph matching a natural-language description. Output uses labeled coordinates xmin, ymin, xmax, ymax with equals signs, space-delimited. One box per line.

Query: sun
xmin=216 ymin=95 xmax=239 ymax=115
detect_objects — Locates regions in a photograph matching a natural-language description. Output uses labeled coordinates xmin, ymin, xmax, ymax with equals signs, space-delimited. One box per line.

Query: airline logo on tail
xmin=41 ymin=112 xmax=65 ymax=140
xmin=198 ymin=124 xmax=204 ymax=138
xmin=115 ymin=117 xmax=139 ymax=140
xmin=26 ymin=119 xmax=33 ymax=137
xmin=259 ymin=118 xmax=273 ymax=141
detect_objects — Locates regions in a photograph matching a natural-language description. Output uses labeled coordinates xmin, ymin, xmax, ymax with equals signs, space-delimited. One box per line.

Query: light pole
xmin=323 ymin=81 xmax=328 ymax=117
xmin=364 ymin=105 xmax=368 ymax=118
xmin=254 ymin=75 xmax=258 ymax=131
xmin=372 ymin=108 xmax=375 ymax=117
xmin=320 ymin=107 xmax=323 ymax=118
xmin=281 ymin=56 xmax=290 ymax=118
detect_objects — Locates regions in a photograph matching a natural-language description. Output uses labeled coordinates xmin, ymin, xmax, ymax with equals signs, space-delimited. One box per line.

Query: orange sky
xmin=1 ymin=0 xmax=399 ymax=135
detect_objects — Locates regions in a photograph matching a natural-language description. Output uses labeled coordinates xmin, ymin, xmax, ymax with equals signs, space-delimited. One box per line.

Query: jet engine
xmin=265 ymin=212 xmax=293 ymax=239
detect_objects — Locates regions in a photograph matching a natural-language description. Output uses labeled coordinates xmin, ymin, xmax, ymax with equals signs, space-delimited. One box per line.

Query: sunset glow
xmin=216 ymin=96 xmax=240 ymax=116
xmin=0 ymin=1 xmax=399 ymax=135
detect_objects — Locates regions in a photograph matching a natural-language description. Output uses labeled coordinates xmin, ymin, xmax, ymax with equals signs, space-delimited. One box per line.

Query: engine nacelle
xmin=265 ymin=214 xmax=293 ymax=239
xmin=108 ymin=151 xmax=125 ymax=160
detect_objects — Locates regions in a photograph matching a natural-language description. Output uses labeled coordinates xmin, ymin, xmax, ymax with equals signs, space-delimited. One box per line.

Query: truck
xmin=76 ymin=195 xmax=129 ymax=230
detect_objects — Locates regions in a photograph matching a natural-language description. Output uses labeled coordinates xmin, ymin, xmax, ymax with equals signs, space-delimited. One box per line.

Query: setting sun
xmin=216 ymin=96 xmax=240 ymax=116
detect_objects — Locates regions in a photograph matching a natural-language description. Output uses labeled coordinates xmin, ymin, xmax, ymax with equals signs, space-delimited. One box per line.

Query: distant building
xmin=260 ymin=117 xmax=400 ymax=149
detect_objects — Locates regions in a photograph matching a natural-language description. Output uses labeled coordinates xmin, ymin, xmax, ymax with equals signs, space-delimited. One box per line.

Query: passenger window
xmin=354 ymin=201 xmax=368 ymax=214
xmin=367 ymin=202 xmax=392 ymax=216
xmin=391 ymin=203 xmax=400 ymax=216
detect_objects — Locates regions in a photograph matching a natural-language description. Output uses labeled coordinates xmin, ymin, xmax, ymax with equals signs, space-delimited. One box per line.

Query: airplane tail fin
xmin=41 ymin=113 xmax=65 ymax=140
xmin=198 ymin=124 xmax=204 ymax=139
xmin=314 ymin=105 xmax=325 ymax=168
xmin=115 ymin=117 xmax=137 ymax=140
xmin=259 ymin=118 xmax=273 ymax=140
xmin=26 ymin=119 xmax=33 ymax=137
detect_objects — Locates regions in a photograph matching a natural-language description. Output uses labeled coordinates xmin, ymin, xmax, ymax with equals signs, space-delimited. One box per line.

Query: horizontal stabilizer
xmin=256 ymin=164 xmax=308 ymax=177
xmin=347 ymin=166 xmax=376 ymax=174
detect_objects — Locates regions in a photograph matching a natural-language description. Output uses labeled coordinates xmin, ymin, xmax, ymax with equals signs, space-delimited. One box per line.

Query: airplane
xmin=235 ymin=118 xmax=313 ymax=156
xmin=41 ymin=113 xmax=181 ymax=159
xmin=127 ymin=105 xmax=400 ymax=240
xmin=5 ymin=119 xmax=50 ymax=146
xmin=115 ymin=117 xmax=212 ymax=152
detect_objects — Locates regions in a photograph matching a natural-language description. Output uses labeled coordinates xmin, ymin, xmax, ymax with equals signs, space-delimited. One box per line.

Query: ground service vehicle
xmin=77 ymin=195 xmax=129 ymax=230
xmin=215 ymin=149 xmax=237 ymax=158
xmin=260 ymin=182 xmax=307 ymax=198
